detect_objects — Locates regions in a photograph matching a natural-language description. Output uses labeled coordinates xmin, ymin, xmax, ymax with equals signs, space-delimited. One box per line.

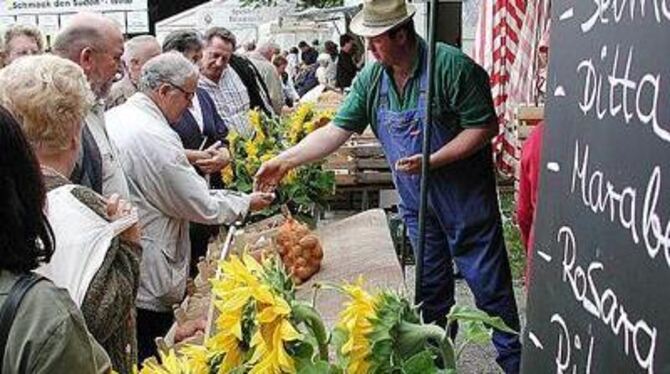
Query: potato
xmin=294 ymin=266 xmax=311 ymax=281
xmin=295 ymin=257 xmax=307 ymax=268
xmin=276 ymin=244 xmax=287 ymax=256
xmin=307 ymin=256 xmax=321 ymax=269
xmin=283 ymin=253 xmax=295 ymax=267
xmin=299 ymin=235 xmax=319 ymax=249
xmin=311 ymin=245 xmax=323 ymax=260
xmin=292 ymin=245 xmax=303 ymax=257
xmin=274 ymin=217 xmax=324 ymax=283
xmin=294 ymin=225 xmax=310 ymax=238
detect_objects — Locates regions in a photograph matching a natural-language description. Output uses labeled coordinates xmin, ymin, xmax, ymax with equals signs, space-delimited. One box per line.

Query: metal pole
xmin=415 ymin=0 xmax=439 ymax=306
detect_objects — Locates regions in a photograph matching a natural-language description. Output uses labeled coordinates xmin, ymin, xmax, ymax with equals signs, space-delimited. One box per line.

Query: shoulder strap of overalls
xmin=379 ymin=67 xmax=391 ymax=110
xmin=0 ymin=272 xmax=45 ymax=372
xmin=416 ymin=47 xmax=430 ymax=112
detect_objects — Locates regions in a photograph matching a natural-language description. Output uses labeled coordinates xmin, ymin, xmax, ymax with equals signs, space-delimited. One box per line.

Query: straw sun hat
xmin=350 ymin=0 xmax=417 ymax=38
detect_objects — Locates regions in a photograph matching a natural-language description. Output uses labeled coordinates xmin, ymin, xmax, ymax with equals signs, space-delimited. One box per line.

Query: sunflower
xmin=207 ymin=332 xmax=245 ymax=373
xmin=244 ymin=140 xmax=260 ymax=160
xmin=282 ymin=169 xmax=298 ymax=186
xmin=336 ymin=277 xmax=379 ymax=374
xmin=227 ymin=131 xmax=240 ymax=152
xmin=221 ymin=164 xmax=234 ymax=186
xmin=248 ymin=295 xmax=303 ymax=373
xmin=249 ymin=109 xmax=266 ymax=143
xmin=209 ymin=255 xmax=308 ymax=373
xmin=179 ymin=345 xmax=210 ymax=374
xmin=209 ymin=255 xmax=271 ymax=371
xmin=287 ymin=103 xmax=314 ymax=145
xmin=319 ymin=109 xmax=336 ymax=121
xmin=139 ymin=349 xmax=190 ymax=374
xmin=260 ymin=152 xmax=276 ymax=163
xmin=304 ymin=120 xmax=316 ymax=134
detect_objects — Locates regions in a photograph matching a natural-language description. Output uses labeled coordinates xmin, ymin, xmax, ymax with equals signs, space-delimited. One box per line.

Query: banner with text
xmin=0 ymin=0 xmax=146 ymax=15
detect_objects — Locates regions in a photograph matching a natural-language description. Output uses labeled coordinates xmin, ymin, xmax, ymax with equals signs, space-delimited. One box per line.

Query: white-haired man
xmin=249 ymin=41 xmax=284 ymax=114
xmin=106 ymin=35 xmax=161 ymax=109
xmin=52 ymin=13 xmax=129 ymax=199
xmin=106 ymin=52 xmax=274 ymax=362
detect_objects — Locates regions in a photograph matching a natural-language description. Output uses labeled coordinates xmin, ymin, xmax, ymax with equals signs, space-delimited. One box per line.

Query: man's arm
xmin=429 ymin=121 xmax=497 ymax=168
xmin=255 ymin=123 xmax=353 ymax=191
xmin=396 ymin=121 xmax=497 ymax=173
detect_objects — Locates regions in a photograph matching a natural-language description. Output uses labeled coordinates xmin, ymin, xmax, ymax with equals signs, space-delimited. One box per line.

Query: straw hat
xmin=350 ymin=0 xmax=417 ymax=38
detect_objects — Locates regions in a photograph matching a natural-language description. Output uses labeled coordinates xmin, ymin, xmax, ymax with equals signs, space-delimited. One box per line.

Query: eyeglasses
xmin=167 ymin=82 xmax=196 ymax=100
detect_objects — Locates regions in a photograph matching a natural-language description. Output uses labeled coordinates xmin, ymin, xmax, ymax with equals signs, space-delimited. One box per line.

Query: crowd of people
xmin=0 ymin=12 xmax=365 ymax=373
xmin=0 ymin=0 xmax=533 ymax=372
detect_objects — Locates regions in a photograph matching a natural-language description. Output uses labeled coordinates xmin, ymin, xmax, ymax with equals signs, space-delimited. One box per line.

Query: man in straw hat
xmin=256 ymin=1 xmax=521 ymax=371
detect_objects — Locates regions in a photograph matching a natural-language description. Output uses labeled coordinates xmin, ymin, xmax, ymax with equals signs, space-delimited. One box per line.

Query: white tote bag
xmin=36 ymin=185 xmax=138 ymax=307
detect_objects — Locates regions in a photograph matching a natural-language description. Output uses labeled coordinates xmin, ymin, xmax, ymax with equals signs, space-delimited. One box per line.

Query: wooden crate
xmin=325 ymin=134 xmax=393 ymax=188
xmin=516 ymin=105 xmax=544 ymax=142
xmin=513 ymin=104 xmax=545 ymax=204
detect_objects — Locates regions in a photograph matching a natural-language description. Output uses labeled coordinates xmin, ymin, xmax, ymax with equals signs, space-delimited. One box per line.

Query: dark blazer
xmin=230 ymin=54 xmax=274 ymax=116
xmin=70 ymin=125 xmax=103 ymax=194
xmin=173 ymin=88 xmax=229 ymax=189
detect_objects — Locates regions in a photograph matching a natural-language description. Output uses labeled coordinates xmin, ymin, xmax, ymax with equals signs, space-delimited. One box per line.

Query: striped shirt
xmin=199 ymin=68 xmax=254 ymax=139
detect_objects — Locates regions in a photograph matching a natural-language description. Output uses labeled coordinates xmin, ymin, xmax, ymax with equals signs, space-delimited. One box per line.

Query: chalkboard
xmin=522 ymin=2 xmax=670 ymax=374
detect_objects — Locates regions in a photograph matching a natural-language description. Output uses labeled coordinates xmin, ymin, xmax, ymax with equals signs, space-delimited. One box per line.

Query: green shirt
xmin=333 ymin=38 xmax=497 ymax=135
xmin=0 ymin=270 xmax=111 ymax=374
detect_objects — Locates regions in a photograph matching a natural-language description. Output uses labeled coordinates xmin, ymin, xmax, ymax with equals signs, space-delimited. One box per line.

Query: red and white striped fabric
xmin=505 ymin=0 xmax=551 ymax=172
xmin=471 ymin=0 xmax=550 ymax=177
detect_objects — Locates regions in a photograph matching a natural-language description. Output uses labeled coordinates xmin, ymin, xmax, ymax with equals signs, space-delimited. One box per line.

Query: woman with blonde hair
xmin=0 ymin=54 xmax=141 ymax=374
xmin=0 ymin=105 xmax=112 ymax=373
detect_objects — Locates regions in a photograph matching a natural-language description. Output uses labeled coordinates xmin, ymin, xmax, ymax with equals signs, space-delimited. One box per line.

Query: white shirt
xmin=287 ymin=53 xmax=299 ymax=77
xmin=199 ymin=68 xmax=253 ymax=139
xmin=87 ymin=102 xmax=130 ymax=199
xmin=188 ymin=94 xmax=204 ymax=132
xmin=106 ymin=93 xmax=251 ymax=312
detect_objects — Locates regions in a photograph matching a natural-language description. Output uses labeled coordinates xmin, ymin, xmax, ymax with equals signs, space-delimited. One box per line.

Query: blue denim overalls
xmin=376 ymin=58 xmax=521 ymax=373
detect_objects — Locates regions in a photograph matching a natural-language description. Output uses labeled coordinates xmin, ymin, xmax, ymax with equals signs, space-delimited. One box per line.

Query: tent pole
xmin=415 ymin=0 xmax=439 ymax=308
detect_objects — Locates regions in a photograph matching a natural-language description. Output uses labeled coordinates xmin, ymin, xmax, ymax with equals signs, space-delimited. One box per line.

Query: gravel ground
xmin=404 ymin=266 xmax=527 ymax=373
xmin=320 ymin=210 xmax=527 ymax=372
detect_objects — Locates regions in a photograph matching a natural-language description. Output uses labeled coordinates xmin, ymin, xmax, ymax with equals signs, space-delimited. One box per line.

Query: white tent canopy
xmin=155 ymin=0 xmax=295 ymax=46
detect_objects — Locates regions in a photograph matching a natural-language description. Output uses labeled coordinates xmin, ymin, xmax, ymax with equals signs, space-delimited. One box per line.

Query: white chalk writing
xmin=559 ymin=226 xmax=658 ymax=373
xmin=581 ymin=0 xmax=670 ymax=33
xmin=571 ymin=140 xmax=670 ymax=267
xmin=577 ymin=44 xmax=670 ymax=144
xmin=551 ymin=313 xmax=594 ymax=374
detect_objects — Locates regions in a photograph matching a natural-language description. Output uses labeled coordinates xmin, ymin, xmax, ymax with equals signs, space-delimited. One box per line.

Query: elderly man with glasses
xmin=106 ymin=52 xmax=275 ymax=361
xmin=162 ymin=29 xmax=234 ymax=278
xmin=52 ymin=12 xmax=129 ymax=199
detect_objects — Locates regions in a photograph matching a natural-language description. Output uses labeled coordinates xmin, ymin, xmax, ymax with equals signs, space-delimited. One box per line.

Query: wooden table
xmin=297 ymin=209 xmax=406 ymax=328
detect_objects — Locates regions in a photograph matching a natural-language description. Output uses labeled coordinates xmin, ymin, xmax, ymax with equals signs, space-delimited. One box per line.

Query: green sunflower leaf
xmin=447 ymin=305 xmax=518 ymax=335
xmin=460 ymin=320 xmax=493 ymax=346
xmin=401 ymin=350 xmax=439 ymax=374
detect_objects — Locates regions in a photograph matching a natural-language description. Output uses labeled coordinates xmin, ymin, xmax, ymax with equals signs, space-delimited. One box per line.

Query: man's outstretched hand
xmin=254 ymin=157 xmax=292 ymax=193
xmin=249 ymin=192 xmax=275 ymax=211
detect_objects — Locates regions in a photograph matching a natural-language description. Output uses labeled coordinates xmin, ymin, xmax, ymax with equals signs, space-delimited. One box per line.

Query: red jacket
xmin=517 ymin=122 xmax=544 ymax=280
